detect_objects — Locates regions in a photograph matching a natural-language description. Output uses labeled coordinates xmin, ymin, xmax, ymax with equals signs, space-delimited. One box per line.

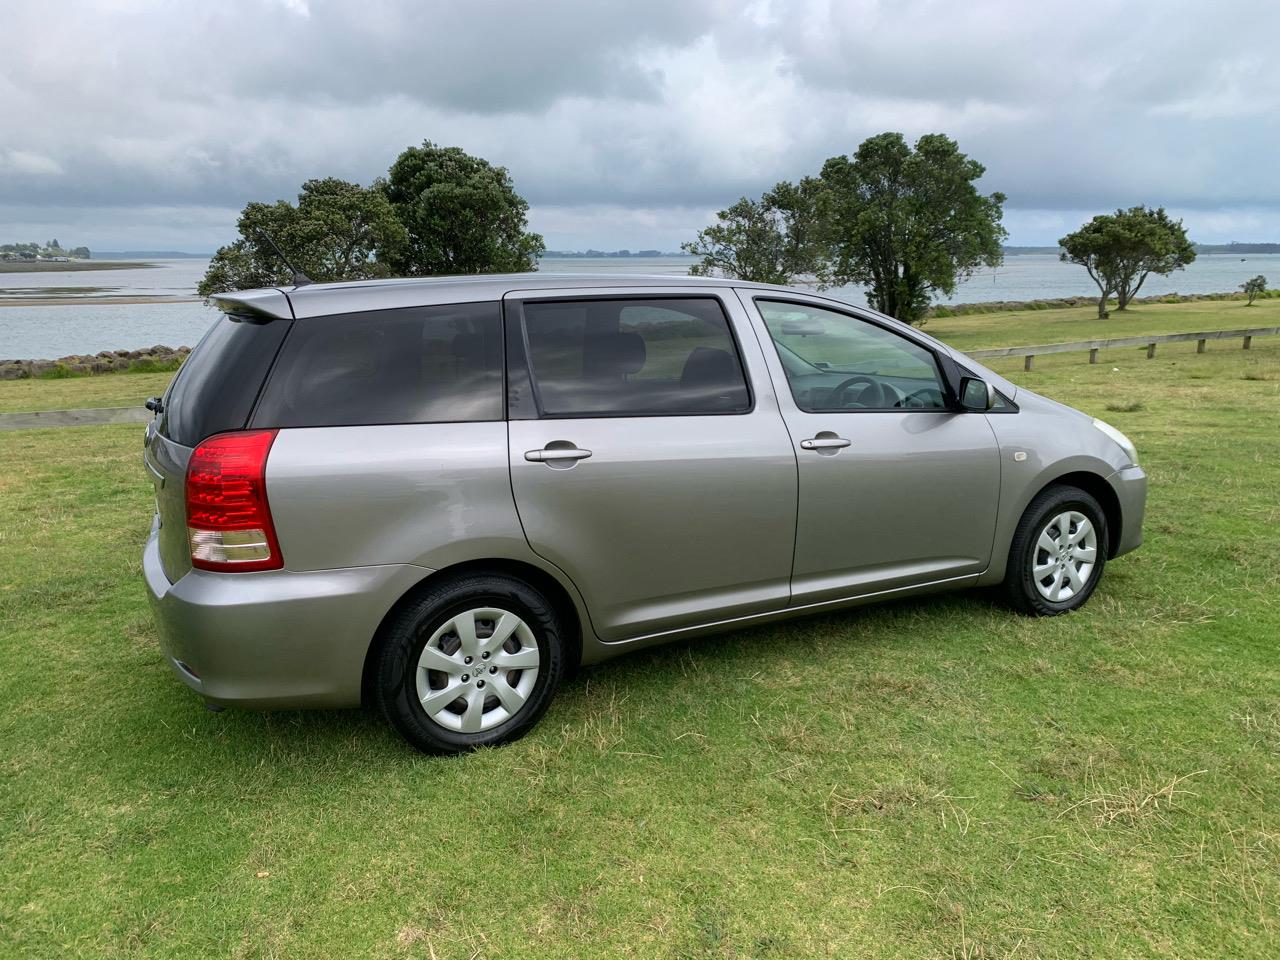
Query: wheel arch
xmin=1044 ymin=470 xmax=1123 ymax=558
xmin=982 ymin=466 xmax=1126 ymax=587
xmin=360 ymin=558 xmax=586 ymax=707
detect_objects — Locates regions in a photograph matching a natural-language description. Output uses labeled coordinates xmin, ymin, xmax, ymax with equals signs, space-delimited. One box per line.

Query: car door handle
xmin=525 ymin=447 xmax=593 ymax=463
xmin=800 ymin=436 xmax=851 ymax=450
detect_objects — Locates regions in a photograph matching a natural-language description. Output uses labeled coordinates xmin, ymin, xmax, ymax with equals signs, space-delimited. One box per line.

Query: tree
xmin=198 ymin=178 xmax=407 ymax=297
xmin=1059 ymin=207 xmax=1195 ymax=319
xmin=381 ymin=142 xmax=544 ymax=275
xmin=818 ymin=132 xmax=1006 ymax=325
xmin=682 ymin=178 xmax=824 ymax=284
xmin=1241 ymin=274 xmax=1267 ymax=306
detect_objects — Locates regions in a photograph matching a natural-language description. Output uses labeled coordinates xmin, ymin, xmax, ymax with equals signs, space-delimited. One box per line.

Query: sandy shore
xmin=0 ymin=295 xmax=200 ymax=307
xmin=0 ymin=260 xmax=159 ymax=274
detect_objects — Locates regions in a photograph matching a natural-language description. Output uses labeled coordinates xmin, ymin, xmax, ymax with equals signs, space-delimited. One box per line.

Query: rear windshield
xmin=159 ymin=313 xmax=290 ymax=447
xmin=251 ymin=301 xmax=503 ymax=428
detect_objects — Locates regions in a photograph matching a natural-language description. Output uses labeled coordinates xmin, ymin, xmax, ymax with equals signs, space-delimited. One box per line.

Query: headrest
xmin=585 ymin=331 xmax=646 ymax=376
xmin=680 ymin=346 xmax=737 ymax=385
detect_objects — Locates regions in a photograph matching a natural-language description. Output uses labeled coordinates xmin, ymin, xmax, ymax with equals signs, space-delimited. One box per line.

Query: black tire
xmin=374 ymin=572 xmax=565 ymax=754
xmin=1001 ymin=485 xmax=1108 ymax=616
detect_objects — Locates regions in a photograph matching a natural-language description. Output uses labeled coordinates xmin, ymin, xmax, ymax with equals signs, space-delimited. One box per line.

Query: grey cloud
xmin=1 ymin=0 xmax=1279 ymax=247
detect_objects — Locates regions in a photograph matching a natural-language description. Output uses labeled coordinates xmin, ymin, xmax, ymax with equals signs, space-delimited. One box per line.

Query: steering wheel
xmin=829 ymin=375 xmax=889 ymax=408
xmin=895 ymin=386 xmax=944 ymax=409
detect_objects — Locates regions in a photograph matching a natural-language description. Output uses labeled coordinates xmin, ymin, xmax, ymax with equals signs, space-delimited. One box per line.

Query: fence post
xmin=1024 ymin=355 xmax=1034 ymax=372
xmin=1089 ymin=348 xmax=1098 ymax=364
xmin=1146 ymin=342 xmax=1156 ymax=359
xmin=1244 ymin=335 xmax=1253 ymax=350
xmin=1197 ymin=339 xmax=1206 ymax=354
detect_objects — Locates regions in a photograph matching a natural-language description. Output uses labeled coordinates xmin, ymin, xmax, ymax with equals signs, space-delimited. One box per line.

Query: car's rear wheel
xmin=1002 ymin=485 xmax=1108 ymax=616
xmin=375 ymin=573 xmax=565 ymax=754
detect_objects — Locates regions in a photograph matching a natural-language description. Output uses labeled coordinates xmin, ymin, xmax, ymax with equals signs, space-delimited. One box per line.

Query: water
xmin=0 ymin=258 xmax=209 ymax=299
xmin=4 ymin=254 xmax=1278 ymax=359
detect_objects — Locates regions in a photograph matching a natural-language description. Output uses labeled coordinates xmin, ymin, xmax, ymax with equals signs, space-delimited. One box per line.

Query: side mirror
xmin=959 ymin=376 xmax=995 ymax=411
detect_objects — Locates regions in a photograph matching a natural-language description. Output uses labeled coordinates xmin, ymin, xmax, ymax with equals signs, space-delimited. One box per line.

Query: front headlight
xmin=1092 ymin=418 xmax=1138 ymax=466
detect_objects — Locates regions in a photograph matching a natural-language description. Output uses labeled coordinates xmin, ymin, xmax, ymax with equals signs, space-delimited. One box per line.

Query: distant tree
xmin=198 ymin=178 xmax=407 ymax=297
xmin=1241 ymin=274 xmax=1267 ymax=305
xmin=381 ymin=142 xmax=544 ymax=275
xmin=70 ymin=246 xmax=91 ymax=259
xmin=1059 ymin=207 xmax=1195 ymax=319
xmin=819 ymin=133 xmax=1006 ymax=326
xmin=683 ymin=177 xmax=824 ymax=284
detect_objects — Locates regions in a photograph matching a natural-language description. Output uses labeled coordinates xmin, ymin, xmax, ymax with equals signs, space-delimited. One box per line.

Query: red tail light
xmin=185 ymin=430 xmax=282 ymax=572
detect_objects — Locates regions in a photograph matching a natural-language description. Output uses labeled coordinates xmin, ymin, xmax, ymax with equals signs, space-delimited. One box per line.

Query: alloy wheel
xmin=1032 ymin=511 xmax=1099 ymax=603
xmin=414 ymin=607 xmax=541 ymax=733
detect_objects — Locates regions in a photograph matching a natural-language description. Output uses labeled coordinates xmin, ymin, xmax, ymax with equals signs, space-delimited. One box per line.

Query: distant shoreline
xmin=0 ymin=260 xmax=160 ymax=274
xmin=0 ymin=295 xmax=199 ymax=308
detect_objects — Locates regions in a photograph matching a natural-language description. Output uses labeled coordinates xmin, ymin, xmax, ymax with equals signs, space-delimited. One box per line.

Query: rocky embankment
xmin=0 ymin=345 xmax=189 ymax=379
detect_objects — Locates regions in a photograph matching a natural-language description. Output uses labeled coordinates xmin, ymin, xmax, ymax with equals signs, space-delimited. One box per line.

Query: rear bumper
xmin=143 ymin=523 xmax=431 ymax=709
xmin=1109 ymin=464 xmax=1147 ymax=558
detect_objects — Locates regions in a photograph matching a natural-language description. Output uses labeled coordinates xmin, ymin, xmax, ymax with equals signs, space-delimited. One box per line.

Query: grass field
xmin=926 ymin=295 xmax=1280 ymax=353
xmin=0 ymin=370 xmax=174 ymax=414
xmin=1 ymin=304 xmax=1278 ymax=958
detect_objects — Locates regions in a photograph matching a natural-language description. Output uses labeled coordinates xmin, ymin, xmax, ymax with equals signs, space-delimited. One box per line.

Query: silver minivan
xmin=143 ymin=275 xmax=1146 ymax=753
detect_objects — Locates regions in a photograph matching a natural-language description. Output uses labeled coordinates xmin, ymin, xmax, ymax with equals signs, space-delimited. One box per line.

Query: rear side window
xmin=160 ymin=313 xmax=290 ymax=447
xmin=520 ymin=297 xmax=750 ymax=417
xmin=252 ymin=302 xmax=503 ymax=428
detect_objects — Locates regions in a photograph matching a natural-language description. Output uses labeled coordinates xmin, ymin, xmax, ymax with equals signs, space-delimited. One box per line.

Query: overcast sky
xmin=2 ymin=0 xmax=1278 ymax=252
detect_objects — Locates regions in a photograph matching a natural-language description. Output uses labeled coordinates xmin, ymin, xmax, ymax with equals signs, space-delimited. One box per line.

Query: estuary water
xmin=3 ymin=254 xmax=1278 ymax=359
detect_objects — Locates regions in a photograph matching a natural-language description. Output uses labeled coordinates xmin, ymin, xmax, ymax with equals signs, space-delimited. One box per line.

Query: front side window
xmin=758 ymin=300 xmax=948 ymax=412
xmin=252 ymin=302 xmax=503 ymax=427
xmin=521 ymin=297 xmax=751 ymax=417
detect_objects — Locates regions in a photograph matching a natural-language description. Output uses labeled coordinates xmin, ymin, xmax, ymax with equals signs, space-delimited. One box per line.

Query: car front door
xmin=505 ymin=288 xmax=798 ymax=642
xmin=741 ymin=293 xmax=1001 ymax=605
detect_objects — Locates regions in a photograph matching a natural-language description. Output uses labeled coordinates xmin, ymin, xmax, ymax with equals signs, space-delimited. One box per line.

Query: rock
xmin=0 ymin=343 xmax=191 ymax=379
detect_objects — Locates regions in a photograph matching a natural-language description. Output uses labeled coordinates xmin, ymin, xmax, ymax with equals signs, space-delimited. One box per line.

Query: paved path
xmin=0 ymin=406 xmax=152 ymax=431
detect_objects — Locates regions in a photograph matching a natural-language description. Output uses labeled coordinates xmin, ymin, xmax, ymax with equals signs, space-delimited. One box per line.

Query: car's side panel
xmin=735 ymin=290 xmax=1002 ymax=603
xmin=505 ymin=287 xmax=800 ymax=643
xmin=509 ymin=415 xmax=799 ymax=642
xmin=785 ymin=410 xmax=1001 ymax=602
xmin=267 ymin=423 xmax=524 ymax=573
xmin=976 ymin=390 xmax=1136 ymax=584
xmin=265 ymin=421 xmax=602 ymax=655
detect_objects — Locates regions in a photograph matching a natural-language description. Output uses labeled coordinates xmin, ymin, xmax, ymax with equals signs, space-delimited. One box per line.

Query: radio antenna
xmin=253 ymin=228 xmax=313 ymax=287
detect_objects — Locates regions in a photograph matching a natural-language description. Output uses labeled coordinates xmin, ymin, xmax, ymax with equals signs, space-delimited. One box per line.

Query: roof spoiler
xmin=211 ymin=288 xmax=295 ymax=321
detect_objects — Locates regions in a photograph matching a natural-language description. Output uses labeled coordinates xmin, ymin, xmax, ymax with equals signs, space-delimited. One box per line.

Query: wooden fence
xmin=968 ymin=326 xmax=1280 ymax=371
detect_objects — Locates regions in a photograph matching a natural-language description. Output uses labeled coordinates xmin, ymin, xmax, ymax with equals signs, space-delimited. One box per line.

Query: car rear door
xmin=740 ymin=292 xmax=1001 ymax=605
xmin=505 ymin=287 xmax=797 ymax=642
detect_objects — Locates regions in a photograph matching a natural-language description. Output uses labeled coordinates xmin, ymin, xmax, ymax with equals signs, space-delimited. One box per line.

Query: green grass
xmin=1 ymin=311 xmax=1278 ymax=958
xmin=0 ymin=371 xmax=174 ymax=414
xmin=925 ymin=296 xmax=1280 ymax=351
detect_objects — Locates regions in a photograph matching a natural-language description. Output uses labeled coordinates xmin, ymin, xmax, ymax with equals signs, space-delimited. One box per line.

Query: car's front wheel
xmin=1002 ymin=485 xmax=1108 ymax=616
xmin=374 ymin=572 xmax=565 ymax=754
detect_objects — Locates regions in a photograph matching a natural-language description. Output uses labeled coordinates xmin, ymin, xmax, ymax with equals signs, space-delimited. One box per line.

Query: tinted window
xmin=253 ymin=302 xmax=503 ymax=428
xmin=758 ymin=301 xmax=947 ymax=411
xmin=521 ymin=298 xmax=750 ymax=416
xmin=160 ymin=313 xmax=290 ymax=447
